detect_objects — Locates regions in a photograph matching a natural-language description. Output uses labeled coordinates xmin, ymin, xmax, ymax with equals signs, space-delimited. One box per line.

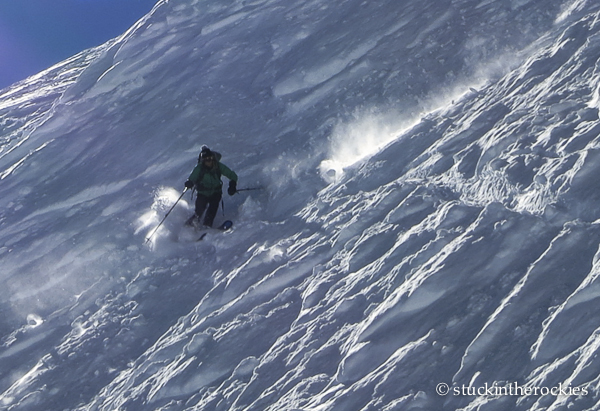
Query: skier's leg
xmin=203 ymin=193 xmax=222 ymax=227
xmin=187 ymin=194 xmax=209 ymax=226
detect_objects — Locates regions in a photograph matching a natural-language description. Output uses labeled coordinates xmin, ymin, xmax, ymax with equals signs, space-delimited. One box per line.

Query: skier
xmin=184 ymin=146 xmax=238 ymax=228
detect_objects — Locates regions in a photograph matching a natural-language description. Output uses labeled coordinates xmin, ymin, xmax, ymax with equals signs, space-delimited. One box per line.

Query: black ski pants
xmin=194 ymin=191 xmax=222 ymax=227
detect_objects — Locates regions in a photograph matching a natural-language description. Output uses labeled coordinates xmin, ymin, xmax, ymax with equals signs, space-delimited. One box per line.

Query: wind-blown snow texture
xmin=2 ymin=0 xmax=600 ymax=410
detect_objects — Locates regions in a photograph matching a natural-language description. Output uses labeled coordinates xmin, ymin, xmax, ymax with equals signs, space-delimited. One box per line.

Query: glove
xmin=227 ymin=180 xmax=237 ymax=196
xmin=185 ymin=180 xmax=194 ymax=189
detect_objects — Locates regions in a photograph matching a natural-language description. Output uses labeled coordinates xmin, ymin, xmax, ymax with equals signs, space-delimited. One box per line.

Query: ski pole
xmin=145 ymin=188 xmax=188 ymax=243
xmin=236 ymin=187 xmax=264 ymax=192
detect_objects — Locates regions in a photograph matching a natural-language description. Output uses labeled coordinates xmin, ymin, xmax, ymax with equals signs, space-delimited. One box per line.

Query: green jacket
xmin=188 ymin=161 xmax=238 ymax=197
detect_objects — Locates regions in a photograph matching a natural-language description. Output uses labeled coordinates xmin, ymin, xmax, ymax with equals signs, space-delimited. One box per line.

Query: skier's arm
xmin=219 ymin=163 xmax=238 ymax=182
xmin=188 ymin=164 xmax=201 ymax=183
xmin=220 ymin=163 xmax=238 ymax=195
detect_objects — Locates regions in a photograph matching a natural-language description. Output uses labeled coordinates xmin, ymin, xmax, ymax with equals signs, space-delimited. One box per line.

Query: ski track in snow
xmin=2 ymin=0 xmax=600 ymax=410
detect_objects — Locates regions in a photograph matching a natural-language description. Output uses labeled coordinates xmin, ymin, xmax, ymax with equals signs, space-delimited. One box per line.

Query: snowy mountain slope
xmin=2 ymin=0 xmax=600 ymax=410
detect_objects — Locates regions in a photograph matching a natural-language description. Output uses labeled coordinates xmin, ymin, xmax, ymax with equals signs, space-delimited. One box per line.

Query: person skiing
xmin=184 ymin=146 xmax=238 ymax=228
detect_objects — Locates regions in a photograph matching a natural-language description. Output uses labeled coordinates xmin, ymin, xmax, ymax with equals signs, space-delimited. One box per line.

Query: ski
xmin=197 ymin=220 xmax=233 ymax=241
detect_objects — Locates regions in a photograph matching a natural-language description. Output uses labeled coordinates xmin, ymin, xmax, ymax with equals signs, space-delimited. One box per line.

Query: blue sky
xmin=0 ymin=0 xmax=157 ymax=89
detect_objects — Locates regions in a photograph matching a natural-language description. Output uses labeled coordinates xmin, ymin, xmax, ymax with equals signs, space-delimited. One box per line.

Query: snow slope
xmin=2 ymin=0 xmax=600 ymax=410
